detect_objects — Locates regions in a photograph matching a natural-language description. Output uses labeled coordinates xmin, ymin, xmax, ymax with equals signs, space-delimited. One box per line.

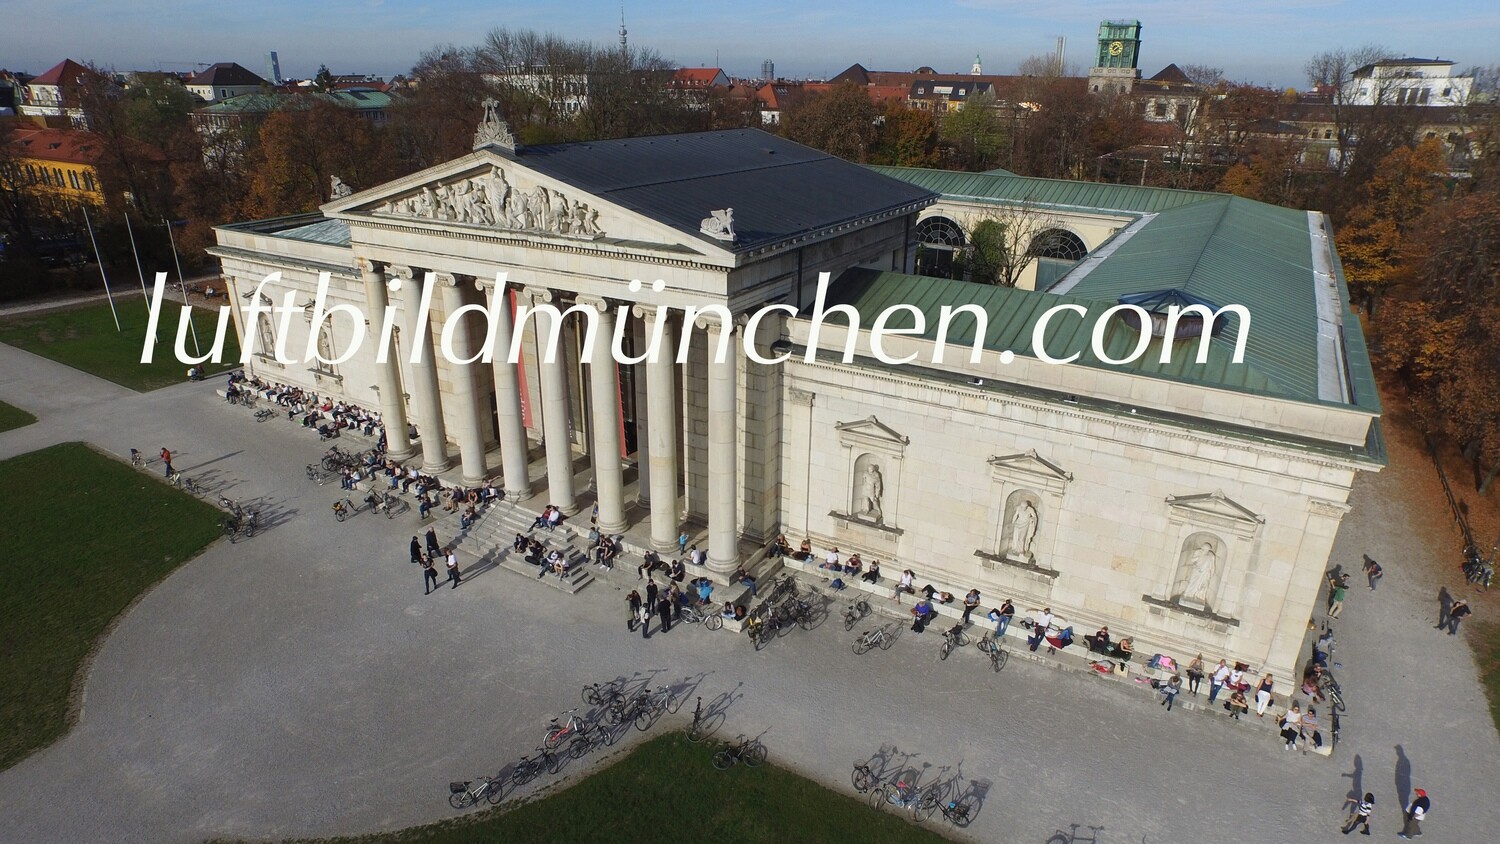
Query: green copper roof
xmin=199 ymin=90 xmax=393 ymax=114
xmin=869 ymin=165 xmax=1218 ymax=214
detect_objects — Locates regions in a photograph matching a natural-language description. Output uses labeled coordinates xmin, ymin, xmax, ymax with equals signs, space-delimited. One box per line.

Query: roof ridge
xmin=1168 ymin=195 xmax=1233 ymax=292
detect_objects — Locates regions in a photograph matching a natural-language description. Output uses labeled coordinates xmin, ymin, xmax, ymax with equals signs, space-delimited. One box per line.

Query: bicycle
xmin=869 ymin=778 xmax=938 ymax=822
xmin=975 ymin=635 xmax=1007 ymax=672
xmin=685 ymin=696 xmax=708 ymax=743
xmin=938 ymin=623 xmax=972 ymax=661
xmin=633 ymin=686 xmax=678 ymax=731
xmin=511 ymin=746 xmax=563 ymax=784
xmin=305 ymin=464 xmax=331 ymax=485
xmin=1320 ymin=671 xmax=1346 ymax=713
xmin=843 ymin=599 xmax=871 ymax=631
xmin=332 ymin=498 xmax=355 ymax=522
xmin=851 ymin=762 xmax=878 ymax=793
xmin=221 ymin=509 xmax=258 ymax=542
xmin=680 ymin=602 xmax=725 ymax=630
xmin=129 ymin=448 xmax=144 ymax=467
xmin=448 ymin=775 xmax=503 ymax=809
xmin=750 ymin=611 xmax=781 ymax=650
xmin=363 ymin=490 xmax=398 ymax=519
xmin=582 ymin=679 xmax=626 ymax=709
xmin=853 ymin=623 xmax=900 ymax=655
xmin=253 ymin=408 xmax=276 ymax=422
xmin=919 ymin=784 xmax=978 ymax=826
xmin=711 ymin=735 xmax=766 ymax=770
xmin=543 ymin=708 xmax=590 ymax=749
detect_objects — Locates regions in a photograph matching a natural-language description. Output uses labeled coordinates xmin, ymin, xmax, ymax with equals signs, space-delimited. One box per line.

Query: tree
xmin=939 ymin=91 xmax=1004 ymax=171
xmin=313 ymin=64 xmax=335 ymax=93
xmin=1179 ymin=64 xmax=1225 ymax=88
xmin=956 ymin=199 xmax=1063 ymax=287
xmin=781 ymin=82 xmax=878 ymax=162
xmin=870 ymin=105 xmax=939 ymax=167
xmin=1377 ymin=188 xmax=1500 ymax=491
xmin=1335 ymin=138 xmax=1448 ymax=304
xmin=246 ymin=99 xmax=392 ymax=218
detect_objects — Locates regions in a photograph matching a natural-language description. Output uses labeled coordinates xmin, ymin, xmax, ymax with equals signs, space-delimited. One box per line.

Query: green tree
xmin=939 ymin=92 xmax=1003 ymax=171
xmin=313 ymin=64 xmax=335 ymax=93
xmin=870 ymin=105 xmax=939 ymax=167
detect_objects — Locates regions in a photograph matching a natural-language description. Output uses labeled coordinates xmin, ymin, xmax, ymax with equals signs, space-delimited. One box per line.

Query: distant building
xmin=3 ymin=127 xmax=166 ymax=213
xmin=192 ymin=89 xmax=396 ymax=161
xmin=908 ymin=78 xmax=993 ymax=114
xmin=761 ymin=59 xmax=775 ymax=82
xmin=186 ymin=62 xmax=268 ymax=104
xmin=1341 ymin=58 xmax=1474 ymax=107
xmin=1087 ymin=20 xmax=1143 ymax=95
xmin=19 ymin=59 xmax=91 ymax=127
xmin=1133 ymin=64 xmax=1205 ymax=126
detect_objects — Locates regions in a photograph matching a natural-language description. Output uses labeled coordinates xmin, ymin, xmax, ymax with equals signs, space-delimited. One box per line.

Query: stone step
xmin=497 ymin=551 xmax=594 ymax=593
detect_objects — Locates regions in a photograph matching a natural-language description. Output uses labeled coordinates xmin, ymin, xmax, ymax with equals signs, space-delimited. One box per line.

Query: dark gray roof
xmin=191 ymin=62 xmax=266 ymax=87
xmin=504 ymin=129 xmax=937 ymax=253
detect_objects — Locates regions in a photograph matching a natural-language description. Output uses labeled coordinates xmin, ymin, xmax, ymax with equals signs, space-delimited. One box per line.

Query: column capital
xmin=694 ymin=312 xmax=735 ymax=333
xmin=632 ymin=303 xmax=673 ymax=322
xmin=575 ymin=294 xmax=619 ymax=313
xmin=388 ymin=264 xmax=416 ymax=280
xmin=433 ymin=271 xmax=463 ymax=288
xmin=356 ymin=257 xmax=384 ymax=275
xmin=523 ymin=286 xmax=555 ymax=305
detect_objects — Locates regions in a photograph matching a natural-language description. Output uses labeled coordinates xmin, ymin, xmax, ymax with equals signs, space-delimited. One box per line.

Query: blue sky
xmin=3 ymin=0 xmax=1495 ymax=89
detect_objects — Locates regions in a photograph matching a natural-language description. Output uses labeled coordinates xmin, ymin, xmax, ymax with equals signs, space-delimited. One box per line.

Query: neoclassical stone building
xmin=210 ymin=119 xmax=1382 ymax=683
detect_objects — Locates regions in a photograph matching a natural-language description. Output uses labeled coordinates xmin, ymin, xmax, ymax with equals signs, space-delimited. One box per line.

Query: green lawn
xmin=0 ymin=298 xmax=240 ymax=391
xmin=0 ymin=399 xmax=36 ymax=433
xmin=300 ymin=733 xmax=955 ymax=844
xmin=0 ymin=442 xmax=224 ymax=771
xmin=1480 ymin=621 xmax=1500 ymax=735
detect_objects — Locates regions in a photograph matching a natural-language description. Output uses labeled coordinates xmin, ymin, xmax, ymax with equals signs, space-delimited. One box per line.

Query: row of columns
xmin=356 ymin=260 xmax=740 ymax=574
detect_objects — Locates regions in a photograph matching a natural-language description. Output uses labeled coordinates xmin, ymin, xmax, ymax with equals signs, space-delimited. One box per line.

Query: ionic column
xmin=527 ymin=287 xmax=577 ymax=514
xmin=483 ymin=279 xmax=530 ymax=500
xmin=576 ymin=296 xmax=627 ymax=534
xmin=438 ymin=273 xmax=488 ymax=485
xmin=393 ymin=265 xmax=450 ymax=473
xmin=360 ymin=260 xmax=412 ymax=460
xmin=702 ymin=316 xmax=738 ymax=573
xmin=636 ymin=305 xmax=680 ymax=553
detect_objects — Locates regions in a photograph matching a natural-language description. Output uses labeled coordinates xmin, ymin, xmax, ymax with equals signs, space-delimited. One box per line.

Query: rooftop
xmin=30 ymin=59 xmax=88 ymax=87
xmin=188 ymin=62 xmax=267 ymax=88
xmin=869 ymin=165 xmax=1217 ymax=215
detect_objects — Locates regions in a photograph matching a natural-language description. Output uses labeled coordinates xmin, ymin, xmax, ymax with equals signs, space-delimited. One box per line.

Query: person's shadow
xmin=1437 ymin=587 xmax=1452 ymax=627
xmin=1395 ymin=745 xmax=1412 ymax=808
xmin=1342 ymin=753 xmax=1363 ymax=803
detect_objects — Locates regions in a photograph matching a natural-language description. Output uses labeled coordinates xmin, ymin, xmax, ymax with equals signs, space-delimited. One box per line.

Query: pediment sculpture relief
xmin=373 ymin=165 xmax=605 ymax=240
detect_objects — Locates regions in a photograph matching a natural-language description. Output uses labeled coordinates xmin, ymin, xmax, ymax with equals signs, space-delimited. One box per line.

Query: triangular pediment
xmin=987 ymin=450 xmax=1072 ymax=482
xmin=834 ymin=415 xmax=910 ymax=447
xmin=1165 ymin=489 xmax=1264 ymax=525
xmin=320 ymin=149 xmax=729 ymax=258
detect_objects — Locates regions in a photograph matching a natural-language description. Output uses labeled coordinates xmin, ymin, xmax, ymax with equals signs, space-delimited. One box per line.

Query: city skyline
xmin=2 ymin=0 xmax=1496 ymax=91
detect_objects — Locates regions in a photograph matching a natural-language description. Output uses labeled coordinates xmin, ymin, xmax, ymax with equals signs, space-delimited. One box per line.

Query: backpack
xmin=830 ymin=578 xmax=846 ymax=590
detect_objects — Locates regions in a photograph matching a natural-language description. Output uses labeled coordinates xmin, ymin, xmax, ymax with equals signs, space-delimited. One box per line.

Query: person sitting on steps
xmin=861 ymin=560 xmax=881 ymax=584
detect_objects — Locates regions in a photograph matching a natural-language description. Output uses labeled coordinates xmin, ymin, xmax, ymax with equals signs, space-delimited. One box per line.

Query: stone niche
xmin=1142 ymin=490 xmax=1264 ymax=630
xmin=829 ymin=416 xmax=907 ymax=541
xmin=975 ymin=450 xmax=1072 ymax=586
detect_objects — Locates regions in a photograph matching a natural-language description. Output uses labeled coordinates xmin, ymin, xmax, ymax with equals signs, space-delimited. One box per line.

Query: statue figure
xmin=854 ymin=464 xmax=884 ymax=523
xmin=535 ymin=186 xmax=555 ymax=231
xmin=473 ymin=97 xmax=520 ymax=152
xmin=571 ymin=200 xmax=590 ymax=234
xmin=583 ymin=206 xmax=601 ymax=236
xmin=329 ymin=175 xmax=353 ymax=199
xmin=414 ymin=186 xmax=436 ymax=219
xmin=1008 ymin=500 xmax=1038 ymax=560
xmin=1180 ymin=541 xmax=1219 ymax=606
xmin=699 ymin=207 xmax=736 ymax=241
xmin=552 ymin=191 xmax=571 ymax=234
xmin=486 ymin=166 xmax=511 ymax=228
xmin=465 ymin=180 xmax=492 ymax=225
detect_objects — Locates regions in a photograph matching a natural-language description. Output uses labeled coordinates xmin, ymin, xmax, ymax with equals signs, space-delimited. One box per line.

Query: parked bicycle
xmin=222 ymin=508 xmax=258 ymax=541
xmin=680 ymin=602 xmax=725 ymax=630
xmin=975 ymin=634 xmax=1007 ymax=672
xmin=869 ymin=777 xmax=938 ymax=822
xmin=929 ymin=792 xmax=979 ymax=826
xmin=543 ymin=709 xmax=591 ymax=749
xmin=448 ymin=775 xmax=503 ymax=809
xmin=685 ymin=696 xmax=708 ymax=743
xmin=582 ymin=679 xmax=626 ymax=709
xmin=746 ymin=610 xmax=781 ymax=650
xmin=843 ymin=599 xmax=871 ymax=631
xmin=253 ymin=408 xmax=276 ymax=422
xmin=363 ymin=489 xmax=399 ymax=519
xmin=331 ymin=498 xmax=356 ymax=522
xmin=306 ymin=464 xmax=331 ymax=485
xmin=851 ymin=762 xmax=878 ymax=793
xmin=938 ymin=623 xmax=972 ymax=661
xmin=853 ymin=623 xmax=900 ymax=655
xmin=1320 ymin=670 xmax=1346 ymax=713
xmin=511 ymin=746 xmax=563 ymax=784
xmin=129 ymin=448 xmax=144 ymax=467
xmin=711 ymin=735 xmax=767 ymax=770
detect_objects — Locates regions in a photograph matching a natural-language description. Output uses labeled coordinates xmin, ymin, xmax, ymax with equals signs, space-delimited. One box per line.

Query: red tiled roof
xmin=31 ymin=59 xmax=88 ymax=87
xmin=673 ymin=68 xmax=727 ymax=87
xmin=9 ymin=127 xmax=166 ymax=165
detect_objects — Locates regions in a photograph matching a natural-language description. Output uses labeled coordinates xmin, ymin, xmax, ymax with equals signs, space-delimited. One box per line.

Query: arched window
xmin=914 ymin=215 xmax=967 ymax=280
xmin=1028 ymin=228 xmax=1089 ymax=289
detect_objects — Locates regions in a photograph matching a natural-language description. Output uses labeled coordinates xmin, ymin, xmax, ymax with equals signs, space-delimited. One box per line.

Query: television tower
xmin=619 ymin=5 xmax=628 ymax=51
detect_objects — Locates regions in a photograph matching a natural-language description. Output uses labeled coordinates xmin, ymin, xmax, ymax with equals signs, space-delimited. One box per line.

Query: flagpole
xmin=81 ymin=203 xmax=121 ymax=332
xmin=123 ymin=203 xmax=154 ymax=343
xmin=164 ymin=217 xmax=201 ymax=356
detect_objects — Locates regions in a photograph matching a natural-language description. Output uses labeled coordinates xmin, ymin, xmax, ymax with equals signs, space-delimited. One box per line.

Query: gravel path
xmin=0 ymin=341 xmax=1495 ymax=844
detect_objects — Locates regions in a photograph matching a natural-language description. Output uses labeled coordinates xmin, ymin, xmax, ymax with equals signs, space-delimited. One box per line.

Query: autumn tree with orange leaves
xmin=1335 ymin=137 xmax=1447 ymax=308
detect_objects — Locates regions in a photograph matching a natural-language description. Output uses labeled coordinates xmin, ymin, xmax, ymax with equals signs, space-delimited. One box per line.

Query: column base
xmin=598 ymin=518 xmax=628 ymax=535
xmin=462 ymin=475 xmax=487 ymax=487
xmin=707 ymin=553 xmax=738 ymax=575
xmin=423 ymin=458 xmax=453 ymax=474
xmin=651 ymin=537 xmax=680 ymax=554
xmin=556 ymin=501 xmax=581 ymax=517
xmin=388 ymin=447 xmax=417 ymax=463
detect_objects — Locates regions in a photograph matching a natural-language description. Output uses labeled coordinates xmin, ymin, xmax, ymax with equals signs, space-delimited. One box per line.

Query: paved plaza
xmin=0 ymin=338 xmax=1497 ymax=843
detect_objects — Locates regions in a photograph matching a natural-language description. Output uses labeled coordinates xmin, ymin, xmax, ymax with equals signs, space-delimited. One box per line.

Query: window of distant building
xmin=914 ymin=215 xmax=966 ymax=280
xmin=68 ymin=170 xmax=79 ymax=189
xmin=83 ymin=172 xmax=96 ymax=191
xmin=1154 ymin=101 xmax=1167 ymax=118
xmin=1442 ymin=87 xmax=1452 ymax=97
xmin=1324 ymin=129 xmax=1334 ymax=140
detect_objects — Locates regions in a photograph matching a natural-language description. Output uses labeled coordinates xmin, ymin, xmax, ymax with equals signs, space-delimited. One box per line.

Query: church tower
xmin=1087 ymin=20 xmax=1142 ymax=94
xmin=971 ymin=54 xmax=982 ymax=75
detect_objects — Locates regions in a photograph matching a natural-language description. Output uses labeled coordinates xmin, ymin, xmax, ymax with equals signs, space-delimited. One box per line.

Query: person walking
xmin=1328 ymin=579 xmax=1348 ymax=618
xmin=626 ymin=589 xmax=642 ymax=631
xmin=1447 ymin=599 xmax=1472 ymax=635
xmin=1208 ymin=658 xmax=1230 ymax=704
xmin=1340 ymin=792 xmax=1374 ymax=835
xmin=409 ymin=536 xmax=423 ymax=565
xmin=1398 ymin=788 xmax=1430 ymax=839
xmin=421 ymin=554 xmax=438 ymax=594
xmin=657 ymin=596 xmax=673 ymax=633
xmin=1362 ymin=554 xmax=1383 ymax=591
xmin=160 ymin=447 xmax=173 ymax=479
xmin=425 ymin=527 xmax=441 ymax=560
xmin=445 ymin=547 xmax=461 ymax=588
xmin=1255 ymin=672 xmax=1275 ymax=717
xmin=1186 ymin=654 xmax=1205 ymax=696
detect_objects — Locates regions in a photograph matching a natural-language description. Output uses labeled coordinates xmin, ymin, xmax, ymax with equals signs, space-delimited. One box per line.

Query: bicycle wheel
xmin=868 ymin=784 xmax=891 ymax=811
xmin=583 ymin=685 xmax=602 ymax=707
xmin=544 ymin=750 xmax=563 ymax=775
xmin=974 ymin=637 xmax=994 ymax=655
xmin=485 ymin=779 xmax=506 ymax=806
xmin=511 ymin=760 xmax=534 ymax=785
xmin=712 ymin=749 xmax=734 ymax=770
xmin=844 ymin=612 xmax=857 ymax=632
xmin=686 ymin=721 xmax=706 ymax=743
xmin=950 ymin=795 xmax=978 ymax=826
xmin=335 ymin=508 xmax=346 ymax=522
xmin=939 ymin=641 xmax=953 ymax=661
xmin=745 ymin=742 xmax=766 ymax=767
xmin=991 ymin=650 xmax=1008 ymax=673
xmin=1329 ymin=687 xmax=1346 ymax=713
xmin=754 ymin=627 xmax=772 ymax=651
xmin=704 ymin=614 xmax=723 ymax=631
xmin=879 ymin=627 xmax=899 ymax=650
xmin=853 ymin=635 xmax=873 ymax=655
xmin=544 ymin=727 xmax=565 ymax=749
xmin=635 ymin=709 xmax=654 ymax=732
xmin=448 ymin=790 xmax=472 ymax=810
xmin=567 ymin=736 xmax=590 ymax=759
xmin=852 ymin=765 xmax=875 ymax=793
xmin=914 ymin=792 xmax=939 ymax=823
xmin=956 ymin=631 xmax=972 ymax=647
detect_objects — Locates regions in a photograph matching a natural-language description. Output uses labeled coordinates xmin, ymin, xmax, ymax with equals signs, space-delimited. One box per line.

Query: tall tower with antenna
xmin=619 ymin=6 xmax=628 ymax=52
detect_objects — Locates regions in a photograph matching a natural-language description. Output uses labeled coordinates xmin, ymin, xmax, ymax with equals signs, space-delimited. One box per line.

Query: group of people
xmin=409 ymin=527 xmax=461 ymax=593
xmin=230 ymin=372 xmax=393 ymax=447
xmin=624 ymin=572 xmax=744 ymax=638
